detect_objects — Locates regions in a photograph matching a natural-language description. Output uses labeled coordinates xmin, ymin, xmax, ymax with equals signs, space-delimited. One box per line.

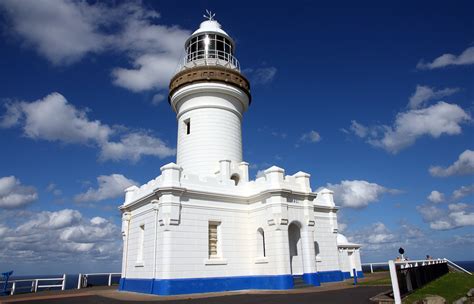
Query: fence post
xmin=370 ymin=263 xmax=373 ymax=273
xmin=31 ymin=280 xmax=35 ymax=292
xmin=34 ymin=279 xmax=38 ymax=292
xmin=389 ymin=260 xmax=401 ymax=304
xmin=11 ymin=282 xmax=16 ymax=295
xmin=108 ymin=274 xmax=112 ymax=286
xmin=77 ymin=274 xmax=82 ymax=289
xmin=61 ymin=274 xmax=66 ymax=291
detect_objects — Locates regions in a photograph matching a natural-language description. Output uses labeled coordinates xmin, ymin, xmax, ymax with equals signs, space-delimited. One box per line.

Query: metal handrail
xmin=178 ymin=50 xmax=240 ymax=72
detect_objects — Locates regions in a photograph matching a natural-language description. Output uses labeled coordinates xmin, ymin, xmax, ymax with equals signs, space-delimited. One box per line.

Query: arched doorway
xmin=288 ymin=222 xmax=304 ymax=275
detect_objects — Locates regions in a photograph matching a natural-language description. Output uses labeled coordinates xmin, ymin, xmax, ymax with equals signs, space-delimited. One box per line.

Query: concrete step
xmin=293 ymin=276 xmax=313 ymax=289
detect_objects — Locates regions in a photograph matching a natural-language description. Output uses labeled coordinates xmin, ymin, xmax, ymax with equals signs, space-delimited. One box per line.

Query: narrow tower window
xmin=208 ymin=221 xmax=220 ymax=258
xmin=184 ymin=118 xmax=191 ymax=135
xmin=257 ymin=228 xmax=266 ymax=257
xmin=137 ymin=224 xmax=145 ymax=263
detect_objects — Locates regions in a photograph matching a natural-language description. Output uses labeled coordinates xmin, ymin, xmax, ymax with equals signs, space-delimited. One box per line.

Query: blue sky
xmin=0 ymin=0 xmax=473 ymax=275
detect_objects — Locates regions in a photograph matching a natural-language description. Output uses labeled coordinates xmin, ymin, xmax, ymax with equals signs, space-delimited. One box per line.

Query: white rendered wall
xmin=170 ymin=83 xmax=249 ymax=176
xmin=313 ymin=212 xmax=340 ymax=272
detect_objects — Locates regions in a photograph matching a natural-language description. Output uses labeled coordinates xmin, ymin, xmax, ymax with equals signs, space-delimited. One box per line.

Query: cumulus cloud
xmin=75 ymin=174 xmax=138 ymax=203
xmin=429 ymin=150 xmax=474 ymax=177
xmin=0 ymin=92 xmax=175 ymax=162
xmin=427 ymin=190 xmax=444 ymax=203
xmin=452 ymin=184 xmax=474 ymax=200
xmin=417 ymin=203 xmax=474 ymax=230
xmin=408 ymin=85 xmax=459 ymax=109
xmin=349 ymin=102 xmax=470 ymax=153
xmin=0 ymin=176 xmax=38 ymax=209
xmin=151 ymin=93 xmax=166 ymax=106
xmin=326 ymin=180 xmax=399 ymax=208
xmin=1 ymin=209 xmax=121 ymax=264
xmin=244 ymin=67 xmax=277 ymax=85
xmin=0 ymin=0 xmax=189 ymax=91
xmin=300 ymin=130 xmax=322 ymax=143
xmin=417 ymin=46 xmax=474 ymax=70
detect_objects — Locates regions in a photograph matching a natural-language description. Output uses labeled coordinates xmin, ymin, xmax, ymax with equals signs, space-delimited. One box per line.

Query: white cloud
xmin=430 ymin=150 xmax=474 ymax=177
xmin=151 ymin=93 xmax=166 ymax=106
xmin=99 ymin=132 xmax=175 ymax=162
xmin=427 ymin=190 xmax=444 ymax=203
xmin=417 ymin=46 xmax=474 ymax=70
xmin=350 ymin=120 xmax=369 ymax=138
xmin=46 ymin=183 xmax=62 ymax=196
xmin=112 ymin=54 xmax=180 ymax=92
xmin=300 ymin=130 xmax=321 ymax=143
xmin=417 ymin=203 xmax=474 ymax=230
xmin=0 ymin=1 xmax=189 ymax=91
xmin=0 ymin=176 xmax=38 ymax=209
xmin=326 ymin=180 xmax=399 ymax=209
xmin=75 ymin=174 xmax=138 ymax=203
xmin=0 ymin=92 xmax=175 ymax=162
xmin=350 ymin=102 xmax=470 ymax=153
xmin=244 ymin=67 xmax=277 ymax=85
xmin=1 ymin=209 xmax=121 ymax=265
xmin=408 ymin=85 xmax=459 ymax=109
xmin=452 ymin=184 xmax=474 ymax=200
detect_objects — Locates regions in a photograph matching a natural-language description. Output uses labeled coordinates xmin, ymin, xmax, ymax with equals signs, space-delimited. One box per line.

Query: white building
xmin=119 ymin=14 xmax=362 ymax=295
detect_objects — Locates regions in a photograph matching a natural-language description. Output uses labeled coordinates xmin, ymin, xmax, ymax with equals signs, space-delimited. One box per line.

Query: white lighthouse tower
xmin=119 ymin=13 xmax=362 ymax=296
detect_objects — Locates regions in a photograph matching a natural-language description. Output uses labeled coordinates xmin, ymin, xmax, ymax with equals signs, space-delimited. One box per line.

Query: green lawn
xmin=403 ymin=272 xmax=474 ymax=303
xmin=358 ymin=277 xmax=392 ymax=286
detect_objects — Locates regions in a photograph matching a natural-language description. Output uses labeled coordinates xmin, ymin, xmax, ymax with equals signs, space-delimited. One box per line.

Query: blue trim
xmin=302 ymin=272 xmax=321 ymax=286
xmin=341 ymin=270 xmax=364 ymax=280
xmin=342 ymin=271 xmax=351 ymax=279
xmin=120 ymin=274 xmax=294 ymax=295
xmin=317 ymin=270 xmax=344 ymax=282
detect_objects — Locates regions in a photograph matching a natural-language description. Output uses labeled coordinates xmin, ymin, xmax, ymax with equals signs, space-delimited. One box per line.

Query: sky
xmin=0 ymin=0 xmax=473 ymax=275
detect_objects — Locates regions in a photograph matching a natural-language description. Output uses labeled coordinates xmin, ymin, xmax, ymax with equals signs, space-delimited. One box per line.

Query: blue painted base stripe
xmin=120 ymin=270 xmax=362 ymax=295
xmin=120 ymin=274 xmax=294 ymax=295
xmin=317 ymin=270 xmax=344 ymax=282
xmin=302 ymin=272 xmax=321 ymax=286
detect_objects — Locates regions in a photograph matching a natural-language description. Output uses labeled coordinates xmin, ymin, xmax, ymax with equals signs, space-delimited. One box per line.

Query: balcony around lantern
xmin=177 ymin=49 xmax=240 ymax=72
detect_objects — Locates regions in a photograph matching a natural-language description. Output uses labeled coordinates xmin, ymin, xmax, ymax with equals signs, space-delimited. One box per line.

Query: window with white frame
xmin=137 ymin=224 xmax=145 ymax=263
xmin=257 ymin=228 xmax=266 ymax=257
xmin=208 ymin=221 xmax=220 ymax=258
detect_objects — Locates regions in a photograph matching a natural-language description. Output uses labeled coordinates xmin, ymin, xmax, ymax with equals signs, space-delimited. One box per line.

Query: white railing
xmin=177 ymin=50 xmax=240 ymax=72
xmin=1 ymin=272 xmax=121 ymax=296
xmin=77 ymin=273 xmax=121 ymax=289
xmin=363 ymin=258 xmax=471 ymax=275
xmin=1 ymin=274 xmax=66 ymax=296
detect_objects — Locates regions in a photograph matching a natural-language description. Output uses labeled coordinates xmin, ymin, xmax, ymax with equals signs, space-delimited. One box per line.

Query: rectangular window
xmin=137 ymin=224 xmax=145 ymax=263
xmin=184 ymin=118 xmax=190 ymax=135
xmin=208 ymin=222 xmax=220 ymax=258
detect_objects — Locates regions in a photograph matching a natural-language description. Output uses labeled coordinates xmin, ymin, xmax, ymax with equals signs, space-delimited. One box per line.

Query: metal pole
xmin=370 ymin=263 xmax=373 ymax=273
xmin=11 ymin=282 xmax=15 ymax=295
xmin=77 ymin=274 xmax=82 ymax=289
xmin=62 ymin=274 xmax=66 ymax=290
xmin=108 ymin=274 xmax=112 ymax=286
xmin=34 ymin=279 xmax=38 ymax=292
xmin=389 ymin=260 xmax=401 ymax=304
xmin=353 ymin=268 xmax=357 ymax=285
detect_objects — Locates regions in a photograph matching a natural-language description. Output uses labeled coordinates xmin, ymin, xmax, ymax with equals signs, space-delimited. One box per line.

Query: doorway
xmin=288 ymin=222 xmax=304 ymax=275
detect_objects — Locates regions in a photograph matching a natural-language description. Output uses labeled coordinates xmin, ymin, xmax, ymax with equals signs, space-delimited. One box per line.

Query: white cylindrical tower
xmin=169 ymin=14 xmax=251 ymax=176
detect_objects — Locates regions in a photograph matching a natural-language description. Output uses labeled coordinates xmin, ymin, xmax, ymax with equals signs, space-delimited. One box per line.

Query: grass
xmin=358 ymin=277 xmax=392 ymax=286
xmin=403 ymin=272 xmax=474 ymax=303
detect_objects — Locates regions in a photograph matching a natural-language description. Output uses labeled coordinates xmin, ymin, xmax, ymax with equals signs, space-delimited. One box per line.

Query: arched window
xmin=257 ymin=228 xmax=266 ymax=257
xmin=230 ymin=174 xmax=240 ymax=186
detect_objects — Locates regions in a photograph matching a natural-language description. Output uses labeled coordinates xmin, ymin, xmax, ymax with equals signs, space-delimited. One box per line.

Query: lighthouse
xmin=119 ymin=13 xmax=362 ymax=296
xmin=169 ymin=13 xmax=250 ymax=177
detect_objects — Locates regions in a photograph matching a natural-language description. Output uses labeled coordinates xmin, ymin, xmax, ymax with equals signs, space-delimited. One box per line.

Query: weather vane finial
xmin=203 ymin=10 xmax=215 ymax=21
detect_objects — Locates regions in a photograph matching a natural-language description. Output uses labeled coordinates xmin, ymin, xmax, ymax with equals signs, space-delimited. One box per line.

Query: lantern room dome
xmin=191 ymin=20 xmax=232 ymax=41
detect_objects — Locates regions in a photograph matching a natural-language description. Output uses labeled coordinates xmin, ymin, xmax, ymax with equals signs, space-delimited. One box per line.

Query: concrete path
xmin=1 ymin=286 xmax=388 ymax=304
